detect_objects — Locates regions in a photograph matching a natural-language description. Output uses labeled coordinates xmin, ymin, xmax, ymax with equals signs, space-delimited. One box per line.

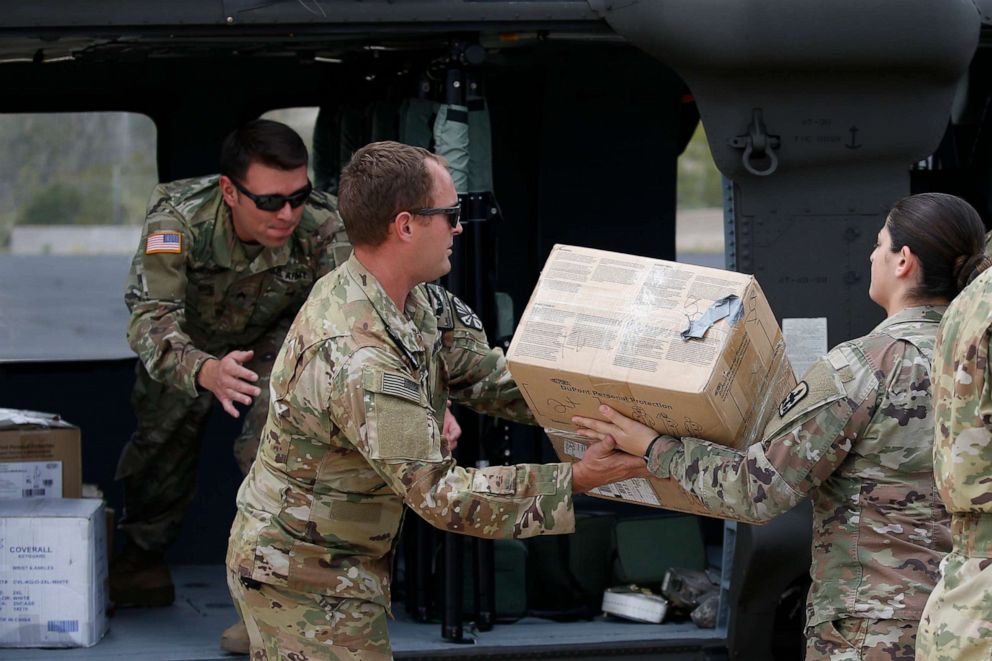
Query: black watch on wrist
xmin=643 ymin=434 xmax=663 ymax=463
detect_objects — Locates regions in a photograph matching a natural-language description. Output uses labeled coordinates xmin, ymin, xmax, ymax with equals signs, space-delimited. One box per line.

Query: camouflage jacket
xmin=124 ymin=175 xmax=351 ymax=398
xmin=227 ymin=253 xmax=574 ymax=609
xmin=647 ymin=306 xmax=950 ymax=628
xmin=933 ymin=269 xmax=992 ymax=523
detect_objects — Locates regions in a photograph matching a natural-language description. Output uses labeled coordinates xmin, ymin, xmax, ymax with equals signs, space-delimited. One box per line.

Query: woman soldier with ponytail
xmin=573 ymin=193 xmax=991 ymax=660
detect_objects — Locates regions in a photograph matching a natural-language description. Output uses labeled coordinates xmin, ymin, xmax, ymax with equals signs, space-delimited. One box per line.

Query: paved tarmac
xmin=0 ymin=255 xmax=133 ymax=361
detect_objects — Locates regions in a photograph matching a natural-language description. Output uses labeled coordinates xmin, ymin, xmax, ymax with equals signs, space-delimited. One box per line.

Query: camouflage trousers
xmin=915 ymin=513 xmax=992 ymax=661
xmin=227 ymin=570 xmax=392 ymax=660
xmin=116 ymin=329 xmax=284 ymax=551
xmin=805 ymin=618 xmax=917 ymax=660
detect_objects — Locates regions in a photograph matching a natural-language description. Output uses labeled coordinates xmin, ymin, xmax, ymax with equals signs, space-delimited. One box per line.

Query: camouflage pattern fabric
xmin=916 ymin=268 xmax=992 ymax=661
xmin=806 ymin=618 xmax=917 ymax=661
xmin=227 ymin=570 xmax=391 ymax=660
xmin=118 ymin=175 xmax=350 ymax=550
xmin=646 ymin=306 xmax=950 ymax=634
xmin=227 ymin=253 xmax=574 ymax=617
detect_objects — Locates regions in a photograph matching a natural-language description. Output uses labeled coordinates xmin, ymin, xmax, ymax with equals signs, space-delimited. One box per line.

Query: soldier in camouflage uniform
xmin=916 ymin=263 xmax=992 ymax=661
xmin=112 ymin=120 xmax=352 ymax=617
xmin=574 ymin=193 xmax=990 ymax=660
xmin=226 ymin=141 xmax=647 ymax=659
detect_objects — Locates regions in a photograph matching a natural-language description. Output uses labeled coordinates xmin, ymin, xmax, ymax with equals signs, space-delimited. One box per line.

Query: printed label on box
xmin=0 ymin=461 xmax=63 ymax=498
xmin=562 ymin=440 xmax=661 ymax=506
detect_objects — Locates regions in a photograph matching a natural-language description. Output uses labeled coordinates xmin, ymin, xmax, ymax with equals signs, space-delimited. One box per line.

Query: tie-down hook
xmin=728 ymin=108 xmax=781 ymax=176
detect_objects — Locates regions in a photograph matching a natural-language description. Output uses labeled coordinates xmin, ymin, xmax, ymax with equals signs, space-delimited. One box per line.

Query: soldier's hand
xmin=570 ymin=437 xmax=650 ymax=494
xmin=442 ymin=401 xmax=462 ymax=452
xmin=572 ymin=405 xmax=657 ymax=456
xmin=197 ymin=350 xmax=261 ymax=418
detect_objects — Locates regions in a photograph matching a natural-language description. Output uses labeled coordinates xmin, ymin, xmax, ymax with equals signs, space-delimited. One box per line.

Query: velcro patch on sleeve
xmin=763 ymin=357 xmax=845 ymax=439
xmin=362 ymin=367 xmax=441 ymax=462
xmin=145 ymin=231 xmax=183 ymax=254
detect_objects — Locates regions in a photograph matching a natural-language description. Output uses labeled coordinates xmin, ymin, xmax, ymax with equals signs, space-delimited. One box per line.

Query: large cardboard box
xmin=506 ymin=245 xmax=795 ymax=512
xmin=0 ymin=498 xmax=108 ymax=647
xmin=0 ymin=409 xmax=82 ymax=499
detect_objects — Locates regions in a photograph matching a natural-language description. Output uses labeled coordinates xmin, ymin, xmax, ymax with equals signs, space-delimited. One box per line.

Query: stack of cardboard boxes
xmin=0 ymin=409 xmax=108 ymax=648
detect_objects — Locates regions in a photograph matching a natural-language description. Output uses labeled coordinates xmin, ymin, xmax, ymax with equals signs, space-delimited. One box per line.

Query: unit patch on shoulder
xmin=453 ymin=295 xmax=483 ymax=331
xmin=426 ymin=284 xmax=455 ymax=330
xmin=145 ymin=231 xmax=182 ymax=255
xmin=778 ymin=381 xmax=809 ymax=417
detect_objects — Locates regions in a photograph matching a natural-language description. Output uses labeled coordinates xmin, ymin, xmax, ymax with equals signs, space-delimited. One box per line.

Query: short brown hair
xmin=338 ymin=141 xmax=445 ymax=247
xmin=219 ymin=119 xmax=308 ymax=182
xmin=887 ymin=192 xmax=992 ymax=300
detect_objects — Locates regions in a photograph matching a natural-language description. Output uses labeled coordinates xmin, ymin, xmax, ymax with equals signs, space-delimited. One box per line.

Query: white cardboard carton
xmin=0 ymin=498 xmax=108 ymax=647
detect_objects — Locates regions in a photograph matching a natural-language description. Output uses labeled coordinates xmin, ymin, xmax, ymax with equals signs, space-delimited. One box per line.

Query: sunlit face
xmin=412 ymin=159 xmax=463 ymax=282
xmin=868 ymin=222 xmax=896 ymax=308
xmin=221 ymin=162 xmax=309 ymax=248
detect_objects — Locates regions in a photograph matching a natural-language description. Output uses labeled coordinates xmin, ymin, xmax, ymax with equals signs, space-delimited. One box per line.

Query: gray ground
xmin=0 ymin=255 xmax=132 ymax=362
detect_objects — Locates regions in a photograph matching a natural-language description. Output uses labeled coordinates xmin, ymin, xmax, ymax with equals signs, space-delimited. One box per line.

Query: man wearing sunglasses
xmin=226 ymin=141 xmax=648 ymax=659
xmin=113 ymin=119 xmax=354 ymax=652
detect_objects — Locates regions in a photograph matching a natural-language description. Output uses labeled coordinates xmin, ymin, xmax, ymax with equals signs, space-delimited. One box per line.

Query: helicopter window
xmin=676 ymin=124 xmax=724 ymax=269
xmin=0 ymin=112 xmax=157 ymax=361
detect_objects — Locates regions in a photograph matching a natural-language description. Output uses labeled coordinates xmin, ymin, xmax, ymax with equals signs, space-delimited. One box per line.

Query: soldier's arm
xmin=124 ymin=191 xmax=212 ymax=398
xmin=324 ymin=347 xmax=575 ymax=539
xmin=576 ymin=351 xmax=877 ymax=524
xmin=432 ymin=287 xmax=535 ymax=425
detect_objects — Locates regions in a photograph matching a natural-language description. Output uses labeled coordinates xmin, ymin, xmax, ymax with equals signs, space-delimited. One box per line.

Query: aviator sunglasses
xmin=231 ymin=178 xmax=313 ymax=212
xmin=408 ymin=203 xmax=462 ymax=228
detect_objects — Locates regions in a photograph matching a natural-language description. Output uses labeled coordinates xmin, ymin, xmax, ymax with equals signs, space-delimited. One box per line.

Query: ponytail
xmin=954 ymin=252 xmax=992 ymax=292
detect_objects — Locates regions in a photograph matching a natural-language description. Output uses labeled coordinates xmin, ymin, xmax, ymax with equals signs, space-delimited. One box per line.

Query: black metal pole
xmin=471 ymin=211 xmax=496 ymax=631
xmin=440 ymin=63 xmax=468 ymax=644
xmin=414 ymin=518 xmax=433 ymax=622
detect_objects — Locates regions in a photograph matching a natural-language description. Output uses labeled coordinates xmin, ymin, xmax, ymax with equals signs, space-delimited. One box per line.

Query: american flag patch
xmin=146 ymin=231 xmax=182 ymax=254
xmin=381 ymin=372 xmax=420 ymax=402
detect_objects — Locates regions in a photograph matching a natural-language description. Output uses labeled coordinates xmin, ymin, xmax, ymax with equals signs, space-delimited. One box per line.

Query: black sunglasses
xmin=231 ymin=178 xmax=312 ymax=212
xmin=409 ymin=204 xmax=462 ymax=228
